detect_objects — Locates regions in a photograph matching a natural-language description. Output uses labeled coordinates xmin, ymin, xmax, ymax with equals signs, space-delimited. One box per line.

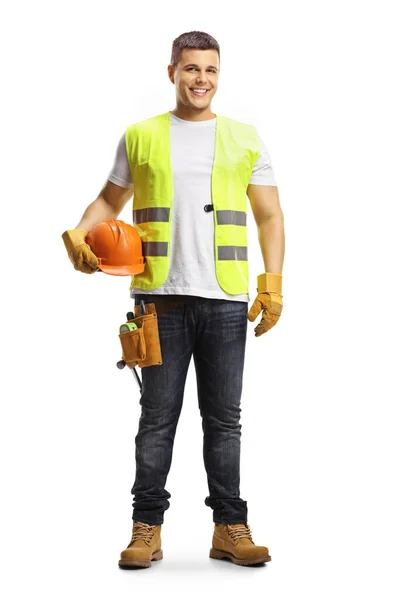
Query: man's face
xmin=168 ymin=48 xmax=219 ymax=110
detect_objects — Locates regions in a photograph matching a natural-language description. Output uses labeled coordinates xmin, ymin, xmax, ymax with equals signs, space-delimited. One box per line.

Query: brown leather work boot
xmin=118 ymin=521 xmax=163 ymax=568
xmin=210 ymin=523 xmax=271 ymax=566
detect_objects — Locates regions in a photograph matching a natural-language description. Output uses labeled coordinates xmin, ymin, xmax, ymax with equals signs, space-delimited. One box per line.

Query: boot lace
xmin=128 ymin=522 xmax=156 ymax=546
xmin=227 ymin=524 xmax=253 ymax=543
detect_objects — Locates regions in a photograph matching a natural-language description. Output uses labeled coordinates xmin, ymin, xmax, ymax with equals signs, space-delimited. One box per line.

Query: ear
xmin=167 ymin=64 xmax=175 ymax=84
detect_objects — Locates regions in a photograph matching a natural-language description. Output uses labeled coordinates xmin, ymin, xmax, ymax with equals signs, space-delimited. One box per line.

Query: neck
xmin=170 ymin=103 xmax=215 ymax=122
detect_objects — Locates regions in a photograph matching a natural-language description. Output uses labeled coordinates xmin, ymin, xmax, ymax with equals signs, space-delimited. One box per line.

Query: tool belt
xmin=118 ymin=302 xmax=162 ymax=369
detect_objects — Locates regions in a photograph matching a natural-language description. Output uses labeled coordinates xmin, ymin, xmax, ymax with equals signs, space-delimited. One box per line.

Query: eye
xmin=187 ymin=68 xmax=216 ymax=73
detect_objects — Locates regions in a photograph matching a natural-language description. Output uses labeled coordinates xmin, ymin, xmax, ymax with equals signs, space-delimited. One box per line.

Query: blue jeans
xmin=131 ymin=294 xmax=249 ymax=525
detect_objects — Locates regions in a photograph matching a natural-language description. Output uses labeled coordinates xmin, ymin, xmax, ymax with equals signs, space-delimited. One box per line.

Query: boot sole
xmin=118 ymin=549 xmax=163 ymax=568
xmin=209 ymin=548 xmax=271 ymax=566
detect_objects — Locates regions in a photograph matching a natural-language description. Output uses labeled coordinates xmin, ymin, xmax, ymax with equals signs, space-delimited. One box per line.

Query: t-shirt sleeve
xmin=107 ymin=132 xmax=134 ymax=189
xmin=249 ymin=131 xmax=278 ymax=186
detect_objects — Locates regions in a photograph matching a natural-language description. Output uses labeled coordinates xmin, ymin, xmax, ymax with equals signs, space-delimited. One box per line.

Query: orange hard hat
xmin=86 ymin=219 xmax=145 ymax=276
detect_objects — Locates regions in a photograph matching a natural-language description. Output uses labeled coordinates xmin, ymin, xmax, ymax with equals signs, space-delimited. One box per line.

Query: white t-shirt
xmin=108 ymin=112 xmax=278 ymax=303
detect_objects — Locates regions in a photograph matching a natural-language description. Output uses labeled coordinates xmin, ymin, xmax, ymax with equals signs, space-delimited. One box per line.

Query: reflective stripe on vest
xmin=125 ymin=111 xmax=260 ymax=295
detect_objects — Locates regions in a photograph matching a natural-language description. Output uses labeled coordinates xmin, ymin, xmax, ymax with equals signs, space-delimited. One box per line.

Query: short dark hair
xmin=170 ymin=31 xmax=220 ymax=71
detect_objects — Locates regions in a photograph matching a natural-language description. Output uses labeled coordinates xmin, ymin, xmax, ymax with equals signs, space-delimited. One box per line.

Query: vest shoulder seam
xmin=125 ymin=112 xmax=169 ymax=134
xmin=221 ymin=114 xmax=257 ymax=130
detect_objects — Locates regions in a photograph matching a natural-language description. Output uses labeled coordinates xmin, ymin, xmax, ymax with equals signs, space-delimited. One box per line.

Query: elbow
xmin=257 ymin=211 xmax=284 ymax=227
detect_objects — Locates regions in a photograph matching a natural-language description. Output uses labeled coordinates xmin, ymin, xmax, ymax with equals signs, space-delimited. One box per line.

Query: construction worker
xmin=62 ymin=30 xmax=285 ymax=568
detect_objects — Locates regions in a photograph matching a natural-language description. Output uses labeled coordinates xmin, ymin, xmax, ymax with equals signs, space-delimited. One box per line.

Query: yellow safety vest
xmin=125 ymin=111 xmax=260 ymax=295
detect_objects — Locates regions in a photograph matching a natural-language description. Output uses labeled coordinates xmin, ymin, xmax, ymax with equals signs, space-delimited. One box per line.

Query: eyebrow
xmin=183 ymin=63 xmax=218 ymax=70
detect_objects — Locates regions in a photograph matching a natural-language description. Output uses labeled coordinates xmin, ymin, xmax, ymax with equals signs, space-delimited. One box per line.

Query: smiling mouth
xmin=189 ymin=88 xmax=210 ymax=96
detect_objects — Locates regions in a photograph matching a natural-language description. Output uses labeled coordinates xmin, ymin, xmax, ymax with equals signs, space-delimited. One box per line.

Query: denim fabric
xmin=131 ymin=294 xmax=249 ymax=525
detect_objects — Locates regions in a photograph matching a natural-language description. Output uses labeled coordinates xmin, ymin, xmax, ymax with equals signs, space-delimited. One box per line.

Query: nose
xmin=196 ymin=70 xmax=208 ymax=83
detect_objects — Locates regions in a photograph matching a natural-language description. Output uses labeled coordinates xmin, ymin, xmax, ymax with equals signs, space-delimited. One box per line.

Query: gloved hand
xmin=248 ymin=272 xmax=283 ymax=337
xmin=62 ymin=229 xmax=99 ymax=274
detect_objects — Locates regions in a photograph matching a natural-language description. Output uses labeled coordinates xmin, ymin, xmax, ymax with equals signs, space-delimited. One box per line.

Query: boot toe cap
xmin=120 ymin=547 xmax=149 ymax=561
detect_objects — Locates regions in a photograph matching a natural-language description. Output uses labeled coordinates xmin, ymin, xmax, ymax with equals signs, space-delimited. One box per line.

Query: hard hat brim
xmin=99 ymin=264 xmax=145 ymax=276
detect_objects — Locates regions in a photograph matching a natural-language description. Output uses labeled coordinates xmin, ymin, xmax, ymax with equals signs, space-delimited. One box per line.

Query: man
xmin=62 ymin=30 xmax=285 ymax=568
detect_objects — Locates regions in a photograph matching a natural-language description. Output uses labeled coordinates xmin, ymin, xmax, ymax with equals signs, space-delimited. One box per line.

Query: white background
xmin=1 ymin=0 xmax=399 ymax=598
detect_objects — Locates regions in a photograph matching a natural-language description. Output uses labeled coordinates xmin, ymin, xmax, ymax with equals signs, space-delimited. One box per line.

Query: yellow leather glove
xmin=62 ymin=229 xmax=99 ymax=274
xmin=247 ymin=273 xmax=283 ymax=337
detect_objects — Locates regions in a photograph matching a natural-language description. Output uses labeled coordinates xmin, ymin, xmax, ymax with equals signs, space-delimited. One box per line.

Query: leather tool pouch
xmin=118 ymin=302 xmax=163 ymax=369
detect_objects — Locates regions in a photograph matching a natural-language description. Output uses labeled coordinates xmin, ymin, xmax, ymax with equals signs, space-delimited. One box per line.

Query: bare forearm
xmin=257 ymin=215 xmax=285 ymax=274
xmin=75 ymin=196 xmax=120 ymax=231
